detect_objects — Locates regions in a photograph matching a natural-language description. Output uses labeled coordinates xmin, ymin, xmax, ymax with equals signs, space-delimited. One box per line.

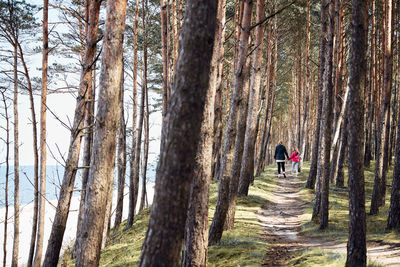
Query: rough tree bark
xmin=319 ymin=0 xmax=335 ymax=229
xmin=181 ymin=0 xmax=223 ymax=262
xmin=345 ymin=0 xmax=367 ymax=264
xmin=74 ymin=0 xmax=127 ymax=265
xmin=208 ymin=0 xmax=253 ymax=246
xmin=43 ymin=1 xmax=101 ymax=265
xmin=138 ymin=0 xmax=217 ymax=264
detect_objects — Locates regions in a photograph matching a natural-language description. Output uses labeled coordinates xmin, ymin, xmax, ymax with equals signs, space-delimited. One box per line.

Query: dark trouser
xmin=277 ymin=162 xmax=285 ymax=174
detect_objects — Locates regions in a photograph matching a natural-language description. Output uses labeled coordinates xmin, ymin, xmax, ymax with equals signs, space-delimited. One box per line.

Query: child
xmin=288 ymin=147 xmax=300 ymax=177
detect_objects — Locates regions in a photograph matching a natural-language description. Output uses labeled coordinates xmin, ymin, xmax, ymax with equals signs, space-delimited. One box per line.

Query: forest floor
xmin=259 ymin=164 xmax=400 ymax=267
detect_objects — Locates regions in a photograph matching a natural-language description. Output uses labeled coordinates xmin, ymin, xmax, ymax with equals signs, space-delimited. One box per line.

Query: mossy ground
xmin=64 ymin=166 xmax=278 ymax=266
xmin=294 ymin=161 xmax=399 ymax=266
xmin=64 ymin=161 xmax=400 ymax=266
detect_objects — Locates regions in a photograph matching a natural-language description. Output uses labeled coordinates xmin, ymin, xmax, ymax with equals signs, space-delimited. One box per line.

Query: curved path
xmin=258 ymin=170 xmax=400 ymax=266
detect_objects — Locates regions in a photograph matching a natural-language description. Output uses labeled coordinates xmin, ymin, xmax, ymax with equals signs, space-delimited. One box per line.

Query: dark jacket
xmin=274 ymin=144 xmax=289 ymax=160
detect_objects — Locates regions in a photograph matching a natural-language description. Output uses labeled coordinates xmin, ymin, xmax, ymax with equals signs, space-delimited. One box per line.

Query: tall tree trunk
xmin=226 ymin=58 xmax=250 ymax=227
xmin=126 ymin=0 xmax=139 ymax=228
xmin=43 ymin=1 xmax=101 ymax=265
xmin=75 ymin=0 xmax=127 ymax=265
xmin=72 ymin=62 xmax=96 ymax=259
xmin=11 ymin=39 xmax=19 ymax=267
xmin=18 ymin=41 xmax=39 ymax=267
xmin=345 ymin=0 xmax=367 ymax=264
xmin=305 ymin=0 xmax=328 ymax=189
xmin=300 ymin=0 xmax=311 ymax=158
xmin=140 ymin=1 xmax=149 ymax=211
xmin=114 ymin=60 xmax=126 ymax=229
xmin=181 ymin=0 xmax=223 ymax=261
xmin=319 ymin=0 xmax=335 ymax=230
xmin=1 ymin=92 xmax=9 ymax=267
xmin=34 ymin=0 xmax=48 ymax=264
xmin=370 ymin=0 xmax=393 ymax=215
xmin=238 ymin=0 xmax=265 ymax=196
xmin=208 ymin=0 xmax=253 ymax=246
xmin=138 ymin=0 xmax=217 ymax=264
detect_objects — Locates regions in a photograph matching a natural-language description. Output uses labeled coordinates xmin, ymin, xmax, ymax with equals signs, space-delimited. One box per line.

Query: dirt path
xmin=258 ymin=170 xmax=400 ymax=266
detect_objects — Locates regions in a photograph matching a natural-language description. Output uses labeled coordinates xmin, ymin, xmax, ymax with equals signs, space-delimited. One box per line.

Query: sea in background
xmin=0 ymin=165 xmax=156 ymax=207
xmin=0 ymin=165 xmax=156 ymax=266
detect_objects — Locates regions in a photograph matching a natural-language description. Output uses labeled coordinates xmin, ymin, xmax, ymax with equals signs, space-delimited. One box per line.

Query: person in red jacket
xmin=288 ymin=147 xmax=300 ymax=177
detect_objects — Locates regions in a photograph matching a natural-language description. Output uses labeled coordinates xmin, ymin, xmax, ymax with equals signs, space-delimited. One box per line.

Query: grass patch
xmin=298 ymin=160 xmax=400 ymax=266
xmin=64 ymin=165 xmax=280 ymax=266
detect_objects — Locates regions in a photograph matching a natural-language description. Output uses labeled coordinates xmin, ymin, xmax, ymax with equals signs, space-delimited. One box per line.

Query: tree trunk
xmin=160 ymin=0 xmax=169 ymax=120
xmin=181 ymin=0 xmax=223 ymax=261
xmin=305 ymin=0 xmax=328 ymax=190
xmin=12 ymin=39 xmax=19 ymax=267
xmin=75 ymin=0 xmax=127 ymax=265
xmin=370 ymin=0 xmax=393 ymax=215
xmin=138 ymin=0 xmax=217 ymax=264
xmin=226 ymin=58 xmax=250 ymax=228
xmin=345 ymin=0 xmax=367 ymax=264
xmin=208 ymin=0 xmax=253 ymax=246
xmin=126 ymin=0 xmax=139 ymax=228
xmin=72 ymin=62 xmax=96 ymax=259
xmin=139 ymin=0 xmax=149 ymax=213
xmin=319 ymin=0 xmax=335 ymax=230
xmin=1 ymin=92 xmax=10 ymax=267
xmin=238 ymin=0 xmax=265 ymax=196
xmin=43 ymin=1 xmax=101 ymax=265
xmin=34 ymin=0 xmax=48 ymax=264
xmin=336 ymin=115 xmax=348 ymax=187
xmin=114 ymin=60 xmax=126 ymax=229
xmin=17 ymin=41 xmax=39 ymax=267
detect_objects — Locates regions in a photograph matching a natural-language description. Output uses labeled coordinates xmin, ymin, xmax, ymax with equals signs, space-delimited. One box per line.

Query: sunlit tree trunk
xmin=34 ymin=0 xmax=48 ymax=264
xmin=43 ymin=1 xmax=101 ymax=265
xmin=75 ymin=0 xmax=127 ymax=265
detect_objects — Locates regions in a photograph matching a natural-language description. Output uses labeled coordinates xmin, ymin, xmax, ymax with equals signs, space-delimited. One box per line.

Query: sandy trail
xmin=258 ymin=169 xmax=400 ymax=266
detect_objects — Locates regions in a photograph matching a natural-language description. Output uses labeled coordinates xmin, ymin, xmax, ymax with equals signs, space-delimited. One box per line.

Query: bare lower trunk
xmin=181 ymin=0 xmax=222 ymax=259
xmin=336 ymin=116 xmax=348 ymax=187
xmin=345 ymin=0 xmax=367 ymax=264
xmin=75 ymin=1 xmax=127 ymax=265
xmin=138 ymin=0 xmax=217 ymax=264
